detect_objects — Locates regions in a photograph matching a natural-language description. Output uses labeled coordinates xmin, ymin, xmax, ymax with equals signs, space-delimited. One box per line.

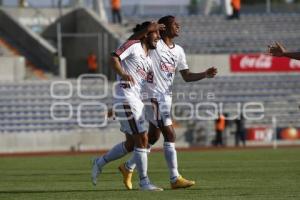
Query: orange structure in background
xmin=281 ymin=127 xmax=300 ymax=140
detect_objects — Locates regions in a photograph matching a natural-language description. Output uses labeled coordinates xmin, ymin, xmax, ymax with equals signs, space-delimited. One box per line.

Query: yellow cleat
xmin=171 ymin=176 xmax=195 ymax=189
xmin=118 ymin=163 xmax=133 ymax=190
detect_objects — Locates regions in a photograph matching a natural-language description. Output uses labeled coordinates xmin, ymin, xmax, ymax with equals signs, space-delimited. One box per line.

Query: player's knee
xmin=163 ymin=133 xmax=176 ymax=142
xmin=140 ymin=134 xmax=148 ymax=148
xmin=149 ymin=133 xmax=160 ymax=145
xmin=162 ymin=126 xmax=176 ymax=142
xmin=148 ymin=122 xmax=160 ymax=145
xmin=134 ymin=132 xmax=148 ymax=148
xmin=124 ymin=133 xmax=134 ymax=152
xmin=124 ymin=140 xmax=134 ymax=152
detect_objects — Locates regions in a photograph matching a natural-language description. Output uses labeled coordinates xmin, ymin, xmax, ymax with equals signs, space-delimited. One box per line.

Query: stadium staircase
xmin=0 ymin=8 xmax=58 ymax=76
xmin=0 ymin=31 xmax=53 ymax=80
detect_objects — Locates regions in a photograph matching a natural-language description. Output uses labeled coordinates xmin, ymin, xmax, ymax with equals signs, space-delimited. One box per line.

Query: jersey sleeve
xmin=177 ymin=46 xmax=189 ymax=71
xmin=113 ymin=40 xmax=139 ymax=61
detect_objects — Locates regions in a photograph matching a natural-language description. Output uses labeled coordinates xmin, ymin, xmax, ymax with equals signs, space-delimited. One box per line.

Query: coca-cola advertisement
xmin=230 ymin=54 xmax=300 ymax=72
xmin=247 ymin=127 xmax=273 ymax=141
xmin=247 ymin=127 xmax=300 ymax=141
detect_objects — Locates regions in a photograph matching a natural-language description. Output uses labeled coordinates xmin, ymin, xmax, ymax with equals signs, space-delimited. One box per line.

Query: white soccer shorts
xmin=114 ymin=97 xmax=146 ymax=135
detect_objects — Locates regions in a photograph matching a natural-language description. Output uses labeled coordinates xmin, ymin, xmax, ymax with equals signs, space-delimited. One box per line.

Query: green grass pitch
xmin=0 ymin=148 xmax=299 ymax=200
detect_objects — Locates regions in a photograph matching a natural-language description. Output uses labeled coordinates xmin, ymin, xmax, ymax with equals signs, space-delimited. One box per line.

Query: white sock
xmin=125 ymin=155 xmax=135 ymax=172
xmin=133 ymin=147 xmax=149 ymax=186
xmin=97 ymin=142 xmax=128 ymax=168
xmin=125 ymin=144 xmax=152 ymax=171
xmin=164 ymin=142 xmax=179 ymax=183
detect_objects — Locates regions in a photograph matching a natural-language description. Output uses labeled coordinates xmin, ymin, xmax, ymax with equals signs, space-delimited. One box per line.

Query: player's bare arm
xmin=128 ymin=22 xmax=165 ymax=40
xmin=282 ymin=52 xmax=300 ymax=60
xmin=268 ymin=42 xmax=300 ymax=60
xmin=111 ymin=55 xmax=135 ymax=84
xmin=179 ymin=67 xmax=218 ymax=82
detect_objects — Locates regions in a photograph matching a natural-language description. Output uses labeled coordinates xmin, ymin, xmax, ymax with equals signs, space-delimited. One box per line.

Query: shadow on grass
xmin=4 ymin=171 xmax=119 ymax=177
xmin=0 ymin=188 xmax=136 ymax=194
xmin=0 ymin=187 xmax=203 ymax=194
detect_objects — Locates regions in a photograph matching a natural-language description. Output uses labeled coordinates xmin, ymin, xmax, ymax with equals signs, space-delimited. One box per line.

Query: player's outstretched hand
xmin=205 ymin=67 xmax=217 ymax=78
xmin=267 ymin=42 xmax=286 ymax=57
xmin=121 ymin=73 xmax=135 ymax=85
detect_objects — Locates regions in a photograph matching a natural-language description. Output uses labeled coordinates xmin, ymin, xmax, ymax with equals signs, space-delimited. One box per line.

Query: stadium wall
xmin=0 ymin=128 xmax=188 ymax=153
xmin=76 ymin=9 xmax=119 ymax=80
xmin=42 ymin=8 xmax=119 ymax=79
xmin=187 ymin=54 xmax=231 ymax=75
xmin=0 ymin=56 xmax=25 ymax=81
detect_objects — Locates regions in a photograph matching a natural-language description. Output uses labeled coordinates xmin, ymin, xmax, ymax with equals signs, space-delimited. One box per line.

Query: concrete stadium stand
xmin=0 ymin=8 xmax=58 ymax=74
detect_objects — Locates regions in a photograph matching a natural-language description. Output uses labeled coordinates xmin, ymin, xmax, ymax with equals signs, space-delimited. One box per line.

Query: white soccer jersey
xmin=147 ymin=39 xmax=188 ymax=100
xmin=143 ymin=40 xmax=189 ymax=127
xmin=114 ymin=40 xmax=153 ymax=102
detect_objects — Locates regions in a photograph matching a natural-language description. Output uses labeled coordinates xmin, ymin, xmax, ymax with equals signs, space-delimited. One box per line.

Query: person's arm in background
xmin=180 ymin=67 xmax=217 ymax=82
xmin=268 ymin=42 xmax=300 ymax=60
xmin=128 ymin=22 xmax=165 ymax=40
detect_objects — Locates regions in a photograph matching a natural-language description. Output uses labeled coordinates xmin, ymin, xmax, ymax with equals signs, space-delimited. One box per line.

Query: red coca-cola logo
xmin=240 ymin=55 xmax=272 ymax=69
xmin=231 ymin=54 xmax=300 ymax=73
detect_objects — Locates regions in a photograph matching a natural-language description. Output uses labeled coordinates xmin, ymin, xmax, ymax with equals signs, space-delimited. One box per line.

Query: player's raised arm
xmin=268 ymin=42 xmax=300 ymax=60
xmin=180 ymin=67 xmax=217 ymax=82
xmin=128 ymin=22 xmax=165 ymax=40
